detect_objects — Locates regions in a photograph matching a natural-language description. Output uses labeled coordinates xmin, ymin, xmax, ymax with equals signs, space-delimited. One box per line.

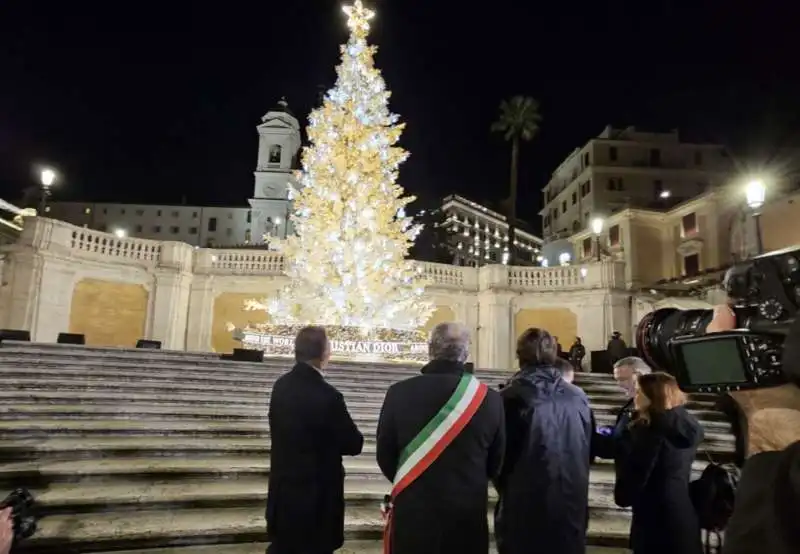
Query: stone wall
xmin=0 ymin=217 xmax=636 ymax=369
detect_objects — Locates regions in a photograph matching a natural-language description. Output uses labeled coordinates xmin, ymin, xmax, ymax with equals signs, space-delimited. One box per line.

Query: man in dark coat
xmin=606 ymin=331 xmax=627 ymax=365
xmin=495 ymin=327 xmax=593 ymax=554
xmin=569 ymin=337 xmax=586 ymax=370
xmin=266 ymin=326 xmax=364 ymax=554
xmin=376 ymin=322 xmax=505 ymax=554
xmin=593 ymin=356 xmax=651 ymax=460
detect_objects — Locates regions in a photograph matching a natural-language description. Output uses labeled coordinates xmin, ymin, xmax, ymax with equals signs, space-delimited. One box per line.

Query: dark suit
xmin=376 ymin=359 xmax=505 ymax=554
xmin=614 ymin=406 xmax=704 ymax=554
xmin=592 ymin=397 xmax=635 ymax=460
xmin=494 ymin=365 xmax=593 ymax=554
xmin=266 ymin=362 xmax=364 ymax=554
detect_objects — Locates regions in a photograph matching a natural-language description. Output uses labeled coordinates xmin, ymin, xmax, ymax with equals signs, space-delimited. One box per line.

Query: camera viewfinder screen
xmin=678 ymin=339 xmax=748 ymax=385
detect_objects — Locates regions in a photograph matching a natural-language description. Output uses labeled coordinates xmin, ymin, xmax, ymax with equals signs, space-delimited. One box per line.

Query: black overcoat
xmin=494 ymin=365 xmax=593 ymax=554
xmin=266 ymin=362 xmax=364 ymax=554
xmin=376 ymin=359 xmax=505 ymax=554
xmin=614 ymin=406 xmax=704 ymax=554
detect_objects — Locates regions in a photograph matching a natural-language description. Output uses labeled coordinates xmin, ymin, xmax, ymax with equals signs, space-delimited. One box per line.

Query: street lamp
xmin=39 ymin=168 xmax=57 ymax=215
xmin=591 ymin=217 xmax=604 ymax=261
xmin=745 ymin=179 xmax=767 ymax=254
xmin=113 ymin=228 xmax=127 ymax=238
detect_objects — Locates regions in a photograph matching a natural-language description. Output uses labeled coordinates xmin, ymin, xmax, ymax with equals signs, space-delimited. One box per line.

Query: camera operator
xmin=704 ymin=304 xmax=800 ymax=554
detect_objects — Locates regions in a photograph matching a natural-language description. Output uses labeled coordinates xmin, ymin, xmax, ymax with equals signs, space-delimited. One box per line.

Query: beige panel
xmin=514 ymin=308 xmax=578 ymax=348
xmin=760 ymin=198 xmax=800 ymax=252
xmin=69 ymin=278 xmax=148 ymax=347
xmin=419 ymin=306 xmax=457 ymax=336
xmin=211 ymin=292 xmax=272 ymax=354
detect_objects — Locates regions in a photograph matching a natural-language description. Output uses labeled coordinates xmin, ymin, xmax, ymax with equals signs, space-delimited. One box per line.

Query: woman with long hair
xmin=614 ymin=372 xmax=704 ymax=554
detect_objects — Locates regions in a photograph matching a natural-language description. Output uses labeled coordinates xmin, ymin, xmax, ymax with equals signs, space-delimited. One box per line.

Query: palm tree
xmin=491 ymin=96 xmax=541 ymax=264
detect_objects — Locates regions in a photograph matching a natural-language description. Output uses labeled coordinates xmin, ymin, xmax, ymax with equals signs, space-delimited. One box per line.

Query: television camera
xmin=636 ymin=246 xmax=800 ymax=393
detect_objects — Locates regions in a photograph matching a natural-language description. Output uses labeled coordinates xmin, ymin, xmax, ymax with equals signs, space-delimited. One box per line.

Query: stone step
xmin=13 ymin=503 xmax=632 ymax=554
xmin=0 ymin=402 xmax=732 ymax=430
xmin=108 ymin=542 xmax=631 ymax=554
xmin=0 ymin=417 xmax=737 ymax=445
xmin=0 ymin=381 xmax=718 ymax=412
xmin=0 ymin=365 xmax=631 ymax=394
xmin=26 ymin=476 xmax=626 ymax=514
xmin=0 ymin=455 xmax=710 ymax=484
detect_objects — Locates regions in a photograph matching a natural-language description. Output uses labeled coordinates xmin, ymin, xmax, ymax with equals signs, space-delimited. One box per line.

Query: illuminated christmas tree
xmin=246 ymin=0 xmax=433 ymax=332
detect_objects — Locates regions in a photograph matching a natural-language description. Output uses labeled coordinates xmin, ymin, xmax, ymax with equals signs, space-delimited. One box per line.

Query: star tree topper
xmin=343 ymin=0 xmax=374 ymax=37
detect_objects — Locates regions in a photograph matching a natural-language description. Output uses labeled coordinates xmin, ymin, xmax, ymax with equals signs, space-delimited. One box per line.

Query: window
xmin=580 ymin=180 xmax=591 ymax=197
xmin=571 ymin=192 xmax=577 ymax=205
xmin=135 ymin=224 xmax=143 ymax=233
xmin=572 ymin=220 xmax=580 ymax=232
xmin=684 ymin=253 xmax=700 ymax=277
xmin=583 ymin=152 xmax=590 ymax=167
xmin=136 ymin=209 xmax=145 ymax=216
xmin=269 ymin=144 xmax=282 ymax=164
xmin=120 ymin=208 xmax=126 ymax=215
xmin=607 ymin=178 xmax=624 ymax=191
xmin=609 ymin=224 xmax=620 ymax=247
xmin=654 ymin=180 xmax=664 ymax=197
xmin=157 ymin=210 xmax=162 ymax=216
xmin=153 ymin=225 xmax=161 ymax=233
xmin=102 ymin=208 xmax=107 ymax=215
xmin=562 ymin=200 xmax=567 ymax=213
xmin=544 ymin=215 xmax=550 ymax=227
xmin=170 ymin=226 xmax=179 ymax=234
xmin=650 ymin=148 xmax=661 ymax=166
xmin=694 ymin=151 xmax=703 ymax=166
xmin=228 ymin=213 xmax=233 ymax=220
xmin=189 ymin=227 xmax=198 ymax=234
xmin=172 ymin=211 xmax=179 ymax=217
xmin=682 ymin=213 xmax=698 ymax=236
xmin=583 ymin=237 xmax=593 ymax=257
xmin=609 ymin=146 xmax=618 ymax=161
xmin=208 ymin=217 xmax=218 ymax=232
xmin=584 ymin=211 xmax=590 ymax=222
xmin=192 ymin=212 xmax=198 ymax=218
xmin=247 ymin=211 xmax=252 ymax=223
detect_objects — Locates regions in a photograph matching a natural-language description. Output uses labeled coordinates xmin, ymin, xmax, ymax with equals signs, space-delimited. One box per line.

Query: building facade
xmin=47 ymin=100 xmax=301 ymax=248
xmin=568 ymin=182 xmax=800 ymax=290
xmin=540 ymin=126 xmax=732 ymax=241
xmin=425 ymin=195 xmax=543 ymax=266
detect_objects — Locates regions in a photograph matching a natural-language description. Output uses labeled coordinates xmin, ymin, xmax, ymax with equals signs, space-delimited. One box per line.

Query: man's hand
xmin=706 ymin=304 xmax=736 ymax=333
xmin=0 ymin=507 xmax=14 ymax=554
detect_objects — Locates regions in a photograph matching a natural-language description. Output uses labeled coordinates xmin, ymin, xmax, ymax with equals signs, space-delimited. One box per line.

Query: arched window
xmin=269 ymin=145 xmax=282 ymax=164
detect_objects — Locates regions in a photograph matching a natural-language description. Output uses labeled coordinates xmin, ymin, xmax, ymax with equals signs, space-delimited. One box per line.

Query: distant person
xmin=594 ymin=357 xmax=652 ymax=460
xmin=266 ymin=326 xmax=364 ymax=554
xmin=494 ymin=328 xmax=593 ymax=554
xmin=614 ymin=372 xmax=704 ymax=554
xmin=376 ymin=322 xmax=505 ymax=554
xmin=554 ymin=336 xmax=565 ymax=359
xmin=554 ymin=357 xmax=575 ymax=384
xmin=607 ymin=331 xmax=627 ymax=365
xmin=569 ymin=337 xmax=586 ymax=370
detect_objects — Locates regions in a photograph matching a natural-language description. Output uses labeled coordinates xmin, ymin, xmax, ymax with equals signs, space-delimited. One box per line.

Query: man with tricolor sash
xmin=376 ymin=322 xmax=505 ymax=554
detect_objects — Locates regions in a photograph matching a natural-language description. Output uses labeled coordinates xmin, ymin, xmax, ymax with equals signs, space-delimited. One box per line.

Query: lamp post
xmin=39 ymin=168 xmax=56 ymax=215
xmin=591 ymin=217 xmax=604 ymax=262
xmin=745 ymin=179 xmax=766 ymax=255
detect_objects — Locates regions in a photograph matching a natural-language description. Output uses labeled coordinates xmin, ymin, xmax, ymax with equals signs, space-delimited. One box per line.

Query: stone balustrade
xmin=4 ymin=218 xmax=627 ymax=292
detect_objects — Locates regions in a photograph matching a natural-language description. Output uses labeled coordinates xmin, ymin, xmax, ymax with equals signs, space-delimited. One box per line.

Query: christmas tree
xmin=247 ymin=0 xmax=433 ymax=332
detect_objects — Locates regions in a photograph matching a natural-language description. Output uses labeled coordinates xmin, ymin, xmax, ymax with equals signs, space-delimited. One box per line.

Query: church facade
xmin=46 ymin=99 xmax=302 ymax=248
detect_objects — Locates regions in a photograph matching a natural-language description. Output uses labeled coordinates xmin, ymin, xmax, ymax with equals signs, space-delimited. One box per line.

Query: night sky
xmin=2 ymin=0 xmax=799 ymax=229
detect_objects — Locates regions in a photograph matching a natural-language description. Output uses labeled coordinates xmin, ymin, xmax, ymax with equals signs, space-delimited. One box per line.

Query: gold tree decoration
xmin=247 ymin=0 xmax=433 ymax=332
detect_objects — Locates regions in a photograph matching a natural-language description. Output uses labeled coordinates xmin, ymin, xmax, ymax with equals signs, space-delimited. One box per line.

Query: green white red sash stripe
xmin=383 ymin=373 xmax=488 ymax=554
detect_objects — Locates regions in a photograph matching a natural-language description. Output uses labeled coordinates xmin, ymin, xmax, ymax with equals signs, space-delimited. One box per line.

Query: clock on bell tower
xmin=249 ymin=98 xmax=302 ymax=244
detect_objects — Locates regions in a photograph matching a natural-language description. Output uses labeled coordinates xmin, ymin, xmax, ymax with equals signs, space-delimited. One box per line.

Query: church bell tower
xmin=249 ymin=98 xmax=302 ymax=245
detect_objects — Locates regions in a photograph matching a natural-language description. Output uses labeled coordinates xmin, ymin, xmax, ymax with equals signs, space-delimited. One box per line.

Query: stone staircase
xmin=0 ymin=342 xmax=736 ymax=554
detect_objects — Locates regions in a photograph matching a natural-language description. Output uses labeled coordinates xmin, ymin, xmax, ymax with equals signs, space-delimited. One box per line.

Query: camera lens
xmin=636 ymin=308 xmax=714 ymax=373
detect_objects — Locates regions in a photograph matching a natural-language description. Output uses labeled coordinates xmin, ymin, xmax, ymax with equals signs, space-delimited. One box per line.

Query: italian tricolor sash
xmin=382 ymin=373 xmax=488 ymax=554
